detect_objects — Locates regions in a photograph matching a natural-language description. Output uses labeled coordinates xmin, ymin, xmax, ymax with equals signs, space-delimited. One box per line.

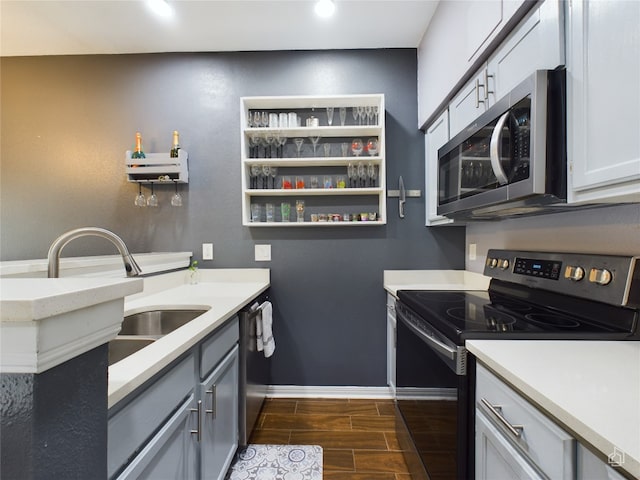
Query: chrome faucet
xmin=47 ymin=227 xmax=142 ymax=278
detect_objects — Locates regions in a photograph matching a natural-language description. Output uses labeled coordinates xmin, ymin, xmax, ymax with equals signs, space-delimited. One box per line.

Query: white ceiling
xmin=0 ymin=0 xmax=440 ymax=57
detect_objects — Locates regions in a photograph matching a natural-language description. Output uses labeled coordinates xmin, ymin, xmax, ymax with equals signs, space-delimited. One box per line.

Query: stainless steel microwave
xmin=437 ymin=69 xmax=567 ymax=220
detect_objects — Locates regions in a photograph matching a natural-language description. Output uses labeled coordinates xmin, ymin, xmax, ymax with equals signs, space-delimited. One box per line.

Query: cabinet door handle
xmin=205 ymin=385 xmax=217 ymax=420
xmin=484 ymin=70 xmax=494 ymax=100
xmin=190 ymin=400 xmax=202 ymax=442
xmin=475 ymin=79 xmax=485 ymax=108
xmin=480 ymin=398 xmax=524 ymax=438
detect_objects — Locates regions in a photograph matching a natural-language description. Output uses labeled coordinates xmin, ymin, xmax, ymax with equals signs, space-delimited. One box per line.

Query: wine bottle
xmin=131 ymin=132 xmax=146 ymax=159
xmin=170 ymin=130 xmax=180 ymax=158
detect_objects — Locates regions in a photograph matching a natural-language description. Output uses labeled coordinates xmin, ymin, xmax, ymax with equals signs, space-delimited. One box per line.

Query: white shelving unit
xmin=240 ymin=94 xmax=386 ymax=227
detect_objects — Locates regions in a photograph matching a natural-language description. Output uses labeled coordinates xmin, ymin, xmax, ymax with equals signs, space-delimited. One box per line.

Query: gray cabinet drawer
xmin=108 ymin=354 xmax=195 ymax=478
xmin=200 ymin=316 xmax=239 ymax=379
xmin=476 ymin=364 xmax=574 ymax=480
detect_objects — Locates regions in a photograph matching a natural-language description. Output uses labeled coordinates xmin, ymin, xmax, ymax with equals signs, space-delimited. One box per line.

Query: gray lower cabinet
xmin=109 ymin=316 xmax=240 ymax=480
xmin=200 ymin=346 xmax=239 ymax=480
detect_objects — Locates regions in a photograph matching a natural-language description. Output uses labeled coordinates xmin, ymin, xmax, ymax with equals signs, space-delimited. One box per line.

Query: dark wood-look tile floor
xmin=248 ymin=398 xmax=415 ymax=479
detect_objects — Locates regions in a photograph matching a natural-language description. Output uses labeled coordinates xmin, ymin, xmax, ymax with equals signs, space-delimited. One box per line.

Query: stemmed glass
xmin=367 ymin=162 xmax=377 ymax=187
xmin=365 ymin=106 xmax=372 ymax=126
xmin=373 ymin=105 xmax=380 ymax=125
xmin=249 ymin=134 xmax=261 ymax=158
xmin=294 ymin=138 xmax=304 ymax=158
xmin=253 ymin=111 xmax=262 ymax=128
xmin=357 ymin=162 xmax=367 ymax=188
xmin=366 ymin=138 xmax=378 ymax=156
xmin=339 ymin=107 xmax=347 ymax=126
xmin=147 ymin=182 xmax=158 ymax=207
xmin=262 ymin=165 xmax=271 ymax=189
xmin=171 ymin=181 xmax=183 ymax=207
xmin=326 ymin=107 xmax=334 ymax=126
xmin=270 ymin=166 xmax=278 ymax=189
xmin=134 ymin=183 xmax=146 ymax=207
xmin=310 ymin=136 xmax=321 ymax=157
xmin=347 ymin=163 xmax=357 ymax=188
xmin=357 ymin=106 xmax=365 ymax=125
xmin=351 ymin=138 xmax=363 ymax=157
xmin=250 ymin=164 xmax=261 ymax=189
xmin=276 ymin=135 xmax=287 ymax=158
xmin=351 ymin=107 xmax=358 ymax=125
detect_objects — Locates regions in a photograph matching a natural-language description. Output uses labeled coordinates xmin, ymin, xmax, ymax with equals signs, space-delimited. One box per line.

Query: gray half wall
xmin=0 ymin=50 xmax=466 ymax=386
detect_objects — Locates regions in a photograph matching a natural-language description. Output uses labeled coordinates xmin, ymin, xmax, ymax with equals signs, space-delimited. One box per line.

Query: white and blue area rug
xmin=227 ymin=444 xmax=323 ymax=480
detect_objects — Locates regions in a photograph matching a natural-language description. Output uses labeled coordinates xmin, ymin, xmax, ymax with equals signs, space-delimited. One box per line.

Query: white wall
xmin=465 ymin=203 xmax=640 ymax=272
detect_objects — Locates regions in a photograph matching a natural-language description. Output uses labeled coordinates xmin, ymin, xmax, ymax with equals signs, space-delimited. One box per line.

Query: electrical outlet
xmin=469 ymin=243 xmax=477 ymax=261
xmin=202 ymin=243 xmax=213 ymax=260
xmin=255 ymin=244 xmax=271 ymax=262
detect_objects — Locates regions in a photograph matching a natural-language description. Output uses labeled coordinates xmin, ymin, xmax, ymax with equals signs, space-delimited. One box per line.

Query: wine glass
xmin=270 ymin=166 xmax=278 ymax=189
xmin=253 ymin=111 xmax=262 ymax=128
xmin=357 ymin=162 xmax=367 ymax=188
xmin=309 ymin=136 xmax=321 ymax=156
xmin=264 ymin=134 xmax=275 ymax=158
xmin=294 ymin=138 xmax=304 ymax=157
xmin=171 ymin=181 xmax=183 ymax=207
xmin=357 ymin=106 xmax=365 ymax=125
xmin=351 ymin=107 xmax=358 ymax=125
xmin=351 ymin=138 xmax=363 ymax=157
xmin=366 ymin=138 xmax=378 ymax=156
xmin=373 ymin=105 xmax=380 ymax=125
xmin=147 ymin=182 xmax=158 ymax=207
xmin=339 ymin=107 xmax=347 ymax=126
xmin=365 ymin=106 xmax=372 ymax=126
xmin=250 ymin=164 xmax=261 ymax=189
xmin=262 ymin=165 xmax=271 ymax=189
xmin=367 ymin=162 xmax=377 ymax=187
xmin=348 ymin=163 xmax=357 ymax=188
xmin=249 ymin=134 xmax=261 ymax=158
xmin=326 ymin=107 xmax=334 ymax=126
xmin=261 ymin=112 xmax=268 ymax=128
xmin=134 ymin=183 xmax=146 ymax=207
xmin=276 ymin=135 xmax=287 ymax=158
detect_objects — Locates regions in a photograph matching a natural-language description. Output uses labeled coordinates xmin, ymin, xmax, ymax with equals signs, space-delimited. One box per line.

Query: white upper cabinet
xmin=425 ymin=110 xmax=453 ymax=226
xmin=417 ymin=0 xmax=527 ymax=127
xmin=567 ymin=0 xmax=640 ymax=204
xmin=449 ymin=0 xmax=564 ymax=139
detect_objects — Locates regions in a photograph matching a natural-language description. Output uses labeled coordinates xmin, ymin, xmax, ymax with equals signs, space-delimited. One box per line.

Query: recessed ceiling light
xmin=315 ymin=0 xmax=336 ymax=18
xmin=146 ymin=0 xmax=174 ymax=18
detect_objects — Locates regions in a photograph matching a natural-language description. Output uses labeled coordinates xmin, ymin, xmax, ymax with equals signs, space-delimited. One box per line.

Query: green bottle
xmin=132 ymin=132 xmax=146 ymax=159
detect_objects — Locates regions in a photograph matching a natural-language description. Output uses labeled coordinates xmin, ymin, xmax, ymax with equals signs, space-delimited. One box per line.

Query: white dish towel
xmin=255 ymin=301 xmax=275 ymax=358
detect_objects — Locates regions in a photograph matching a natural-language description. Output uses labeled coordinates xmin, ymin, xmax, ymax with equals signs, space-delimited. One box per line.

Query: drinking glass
xmin=264 ymin=134 xmax=275 ymax=158
xmin=357 ymin=106 xmax=365 ymax=125
xmin=351 ymin=107 xmax=358 ymax=125
xmin=265 ymin=203 xmax=275 ymax=222
xmin=310 ymin=175 xmax=319 ymax=188
xmin=326 ymin=107 xmax=334 ymax=126
xmin=261 ymin=112 xmax=268 ymax=128
xmin=171 ymin=181 xmax=183 ymax=207
xmin=270 ymin=166 xmax=278 ymax=189
xmin=339 ymin=107 xmax=347 ymax=126
xmin=253 ymin=111 xmax=262 ymax=127
xmin=366 ymin=138 xmax=378 ymax=156
xmin=357 ymin=162 xmax=367 ymax=187
xmin=351 ymin=138 xmax=363 ymax=157
xmin=294 ymin=138 xmax=304 ymax=157
xmin=365 ymin=106 xmax=372 ymax=125
xmin=282 ymin=176 xmax=293 ymax=189
xmin=147 ymin=182 xmax=158 ymax=207
xmin=277 ymin=135 xmax=287 ymax=158
xmin=373 ymin=105 xmax=380 ymax=125
xmin=250 ymin=164 xmax=261 ymax=189
xmin=367 ymin=162 xmax=377 ymax=187
xmin=341 ymin=142 xmax=349 ymax=157
xmin=251 ymin=204 xmax=261 ymax=222
xmin=249 ymin=134 xmax=261 ymax=158
xmin=295 ymin=176 xmax=305 ymax=189
xmin=323 ymin=176 xmax=333 ymax=189
xmin=348 ymin=163 xmax=357 ymax=188
xmin=135 ymin=183 xmax=146 ymax=207
xmin=281 ymin=202 xmax=291 ymax=222
xmin=323 ymin=143 xmax=331 ymax=157
xmin=309 ymin=136 xmax=321 ymax=156
xmin=295 ymin=200 xmax=305 ymax=222
xmin=336 ymin=175 xmax=346 ymax=188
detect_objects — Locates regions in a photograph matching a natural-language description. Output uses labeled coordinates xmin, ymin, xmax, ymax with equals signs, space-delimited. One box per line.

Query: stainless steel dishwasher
xmin=238 ymin=295 xmax=272 ymax=446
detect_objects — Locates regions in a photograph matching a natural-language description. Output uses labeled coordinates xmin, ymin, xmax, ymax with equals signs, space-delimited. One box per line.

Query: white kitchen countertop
xmin=383 ymin=269 xmax=490 ymax=297
xmin=108 ymin=268 xmax=270 ymax=408
xmin=467 ymin=340 xmax=640 ymax=479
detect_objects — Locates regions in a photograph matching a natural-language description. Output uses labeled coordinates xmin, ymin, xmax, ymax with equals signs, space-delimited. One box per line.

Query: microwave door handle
xmin=490 ymin=111 xmax=510 ymax=185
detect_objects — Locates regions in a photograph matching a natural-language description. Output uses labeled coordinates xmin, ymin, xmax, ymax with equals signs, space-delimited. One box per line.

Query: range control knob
xmin=487 ymin=258 xmax=498 ymax=269
xmin=564 ymin=265 xmax=585 ymax=282
xmin=498 ymin=259 xmax=510 ymax=270
xmin=589 ymin=268 xmax=612 ymax=286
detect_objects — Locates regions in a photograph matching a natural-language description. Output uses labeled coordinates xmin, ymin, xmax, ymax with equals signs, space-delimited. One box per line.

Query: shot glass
xmin=296 ymin=200 xmax=305 ymax=222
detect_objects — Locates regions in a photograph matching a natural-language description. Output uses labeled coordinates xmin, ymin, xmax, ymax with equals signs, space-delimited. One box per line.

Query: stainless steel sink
xmin=120 ymin=309 xmax=208 ymax=336
xmin=108 ymin=337 xmax=156 ymax=365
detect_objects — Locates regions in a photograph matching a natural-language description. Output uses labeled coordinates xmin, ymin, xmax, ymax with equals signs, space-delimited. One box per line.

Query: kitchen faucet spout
xmin=47 ymin=227 xmax=142 ymax=278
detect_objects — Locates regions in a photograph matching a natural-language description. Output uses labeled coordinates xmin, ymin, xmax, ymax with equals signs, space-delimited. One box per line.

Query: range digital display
xmin=514 ymin=257 xmax=562 ymax=280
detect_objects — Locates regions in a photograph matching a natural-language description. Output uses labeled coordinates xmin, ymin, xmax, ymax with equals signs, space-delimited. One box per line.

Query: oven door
xmin=395 ymin=301 xmax=474 ymax=480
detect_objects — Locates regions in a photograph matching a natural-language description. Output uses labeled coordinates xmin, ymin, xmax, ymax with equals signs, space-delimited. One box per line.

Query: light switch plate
xmin=469 ymin=243 xmax=477 ymax=261
xmin=202 ymin=243 xmax=213 ymax=260
xmin=255 ymin=244 xmax=271 ymax=262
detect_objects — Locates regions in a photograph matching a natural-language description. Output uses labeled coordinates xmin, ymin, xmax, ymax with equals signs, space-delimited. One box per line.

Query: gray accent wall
xmin=1 ymin=50 xmax=466 ymax=387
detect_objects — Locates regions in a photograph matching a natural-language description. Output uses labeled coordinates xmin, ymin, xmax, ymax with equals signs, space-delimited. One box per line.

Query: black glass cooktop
xmin=397 ymin=280 xmax=639 ymax=343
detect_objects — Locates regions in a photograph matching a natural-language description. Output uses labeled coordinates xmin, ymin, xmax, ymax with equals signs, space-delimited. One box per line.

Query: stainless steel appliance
xmin=395 ymin=250 xmax=640 ymax=480
xmin=238 ymin=295 xmax=271 ymax=446
xmin=437 ymin=70 xmax=568 ymax=220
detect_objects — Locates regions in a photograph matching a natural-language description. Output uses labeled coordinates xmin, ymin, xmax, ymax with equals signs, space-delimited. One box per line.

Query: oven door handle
xmin=489 ymin=111 xmax=510 ymax=185
xmin=397 ymin=312 xmax=456 ymax=361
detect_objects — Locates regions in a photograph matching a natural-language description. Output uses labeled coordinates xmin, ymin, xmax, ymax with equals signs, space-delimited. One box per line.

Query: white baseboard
xmin=264 ymin=385 xmax=456 ymax=400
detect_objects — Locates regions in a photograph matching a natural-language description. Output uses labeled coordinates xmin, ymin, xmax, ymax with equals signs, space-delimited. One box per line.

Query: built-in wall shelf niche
xmin=125 ymin=150 xmax=189 ymax=183
xmin=240 ymin=94 xmax=386 ymax=227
